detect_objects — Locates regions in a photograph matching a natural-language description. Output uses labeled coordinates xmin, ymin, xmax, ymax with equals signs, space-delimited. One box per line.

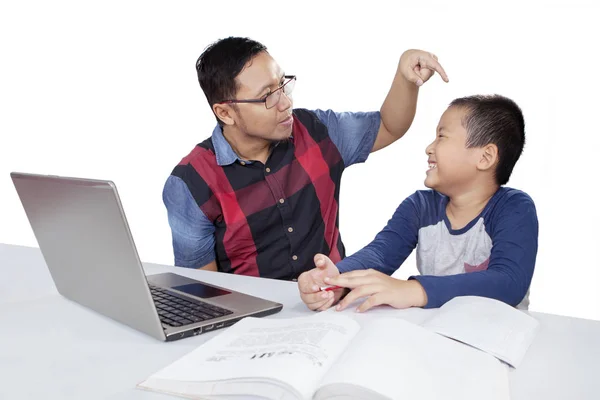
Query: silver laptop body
xmin=11 ymin=172 xmax=283 ymax=341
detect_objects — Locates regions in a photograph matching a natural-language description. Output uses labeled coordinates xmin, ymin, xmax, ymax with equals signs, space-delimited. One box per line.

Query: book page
xmin=138 ymin=313 xmax=360 ymax=400
xmin=314 ymin=317 xmax=510 ymax=400
xmin=421 ymin=296 xmax=540 ymax=367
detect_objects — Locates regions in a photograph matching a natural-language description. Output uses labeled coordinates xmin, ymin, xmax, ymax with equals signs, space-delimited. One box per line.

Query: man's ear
xmin=212 ymin=103 xmax=236 ymax=126
xmin=477 ymin=143 xmax=498 ymax=172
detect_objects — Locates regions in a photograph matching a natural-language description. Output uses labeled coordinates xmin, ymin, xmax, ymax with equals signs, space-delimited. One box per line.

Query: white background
xmin=1 ymin=0 xmax=599 ymax=321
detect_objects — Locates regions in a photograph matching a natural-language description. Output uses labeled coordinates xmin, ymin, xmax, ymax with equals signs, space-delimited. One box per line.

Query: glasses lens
xmin=265 ymin=90 xmax=280 ymax=109
xmin=265 ymin=78 xmax=295 ymax=109
xmin=284 ymin=78 xmax=295 ymax=96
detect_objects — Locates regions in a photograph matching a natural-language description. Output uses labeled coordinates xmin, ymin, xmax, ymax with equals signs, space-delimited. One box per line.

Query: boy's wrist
xmin=408 ymin=280 xmax=428 ymax=308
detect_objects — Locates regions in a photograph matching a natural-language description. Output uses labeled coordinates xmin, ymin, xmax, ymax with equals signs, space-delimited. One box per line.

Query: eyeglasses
xmin=219 ymin=75 xmax=296 ymax=109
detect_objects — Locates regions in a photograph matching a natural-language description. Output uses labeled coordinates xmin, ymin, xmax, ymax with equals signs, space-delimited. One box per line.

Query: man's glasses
xmin=219 ymin=75 xmax=296 ymax=110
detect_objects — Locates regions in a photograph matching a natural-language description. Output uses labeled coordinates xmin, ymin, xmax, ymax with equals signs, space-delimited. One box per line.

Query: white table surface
xmin=1 ymin=243 xmax=599 ymax=399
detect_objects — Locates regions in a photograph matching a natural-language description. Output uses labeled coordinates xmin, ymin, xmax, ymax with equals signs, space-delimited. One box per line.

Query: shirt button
xmin=265 ymin=167 xmax=271 ymax=173
xmin=240 ymin=161 xmax=246 ymax=166
xmin=279 ymin=198 xmax=285 ymax=204
xmin=292 ymin=255 xmax=298 ymax=261
xmin=288 ymin=227 xmax=294 ymax=233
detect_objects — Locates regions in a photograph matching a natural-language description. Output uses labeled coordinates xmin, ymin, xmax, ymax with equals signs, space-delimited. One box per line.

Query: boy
xmin=298 ymin=94 xmax=538 ymax=312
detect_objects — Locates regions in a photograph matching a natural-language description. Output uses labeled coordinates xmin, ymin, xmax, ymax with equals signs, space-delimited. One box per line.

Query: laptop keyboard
xmin=149 ymin=285 xmax=234 ymax=328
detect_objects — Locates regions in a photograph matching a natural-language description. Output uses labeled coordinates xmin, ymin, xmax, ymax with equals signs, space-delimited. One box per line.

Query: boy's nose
xmin=425 ymin=143 xmax=434 ymax=155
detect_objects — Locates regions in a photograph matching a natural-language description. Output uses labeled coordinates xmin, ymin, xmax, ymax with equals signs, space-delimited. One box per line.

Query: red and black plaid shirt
xmin=172 ymin=109 xmax=350 ymax=280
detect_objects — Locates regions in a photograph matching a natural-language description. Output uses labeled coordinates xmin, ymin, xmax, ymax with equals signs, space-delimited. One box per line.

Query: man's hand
xmin=399 ymin=49 xmax=449 ymax=87
xmin=298 ymin=254 xmax=346 ymax=311
xmin=372 ymin=48 xmax=449 ymax=152
xmin=324 ymin=269 xmax=428 ymax=313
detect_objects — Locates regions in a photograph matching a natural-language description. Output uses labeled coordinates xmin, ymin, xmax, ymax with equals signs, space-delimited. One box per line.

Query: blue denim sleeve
xmin=413 ymin=193 xmax=539 ymax=308
xmin=162 ymin=175 xmax=216 ymax=268
xmin=311 ymin=109 xmax=381 ymax=167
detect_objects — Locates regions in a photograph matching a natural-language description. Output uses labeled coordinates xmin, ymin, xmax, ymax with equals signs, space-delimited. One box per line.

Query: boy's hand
xmin=399 ymin=49 xmax=449 ymax=87
xmin=298 ymin=254 xmax=345 ymax=311
xmin=325 ymin=269 xmax=428 ymax=313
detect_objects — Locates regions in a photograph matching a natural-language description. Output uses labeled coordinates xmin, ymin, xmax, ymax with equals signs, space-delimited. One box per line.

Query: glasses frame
xmin=219 ymin=75 xmax=296 ymax=109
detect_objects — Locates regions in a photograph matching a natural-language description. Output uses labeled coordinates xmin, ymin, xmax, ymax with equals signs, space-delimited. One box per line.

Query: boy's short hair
xmin=450 ymin=95 xmax=525 ymax=185
xmin=196 ymin=37 xmax=268 ymax=125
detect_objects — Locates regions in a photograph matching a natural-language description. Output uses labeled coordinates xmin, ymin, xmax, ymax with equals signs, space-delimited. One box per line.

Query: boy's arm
xmin=372 ymin=49 xmax=449 ymax=152
xmin=413 ymin=195 xmax=539 ymax=308
xmin=162 ymin=175 xmax=217 ymax=270
xmin=336 ymin=193 xmax=421 ymax=275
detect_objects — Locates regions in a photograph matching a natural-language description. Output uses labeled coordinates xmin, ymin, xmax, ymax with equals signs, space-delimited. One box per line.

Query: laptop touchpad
xmin=172 ymin=283 xmax=231 ymax=298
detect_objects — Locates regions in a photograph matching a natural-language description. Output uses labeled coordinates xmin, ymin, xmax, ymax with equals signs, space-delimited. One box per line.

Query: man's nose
xmin=277 ymin=91 xmax=292 ymax=111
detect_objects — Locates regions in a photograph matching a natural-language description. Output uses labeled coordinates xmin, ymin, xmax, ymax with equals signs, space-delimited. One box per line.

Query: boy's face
xmin=424 ymin=106 xmax=482 ymax=195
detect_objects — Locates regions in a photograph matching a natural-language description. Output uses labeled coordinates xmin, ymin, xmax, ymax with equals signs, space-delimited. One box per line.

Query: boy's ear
xmin=213 ymin=103 xmax=236 ymax=126
xmin=477 ymin=144 xmax=499 ymax=172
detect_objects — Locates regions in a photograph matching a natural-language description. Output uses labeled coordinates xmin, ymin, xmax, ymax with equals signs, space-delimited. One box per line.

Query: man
xmin=163 ymin=36 xmax=448 ymax=280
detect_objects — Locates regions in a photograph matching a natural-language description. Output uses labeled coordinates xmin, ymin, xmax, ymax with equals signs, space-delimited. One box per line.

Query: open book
xmin=137 ymin=296 xmax=539 ymax=400
xmin=418 ymin=295 xmax=539 ymax=368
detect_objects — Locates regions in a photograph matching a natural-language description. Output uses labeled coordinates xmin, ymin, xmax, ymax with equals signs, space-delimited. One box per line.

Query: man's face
xmin=424 ymin=106 xmax=483 ymax=195
xmin=229 ymin=52 xmax=294 ymax=142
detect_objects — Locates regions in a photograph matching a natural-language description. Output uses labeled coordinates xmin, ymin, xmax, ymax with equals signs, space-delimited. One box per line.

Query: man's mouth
xmin=279 ymin=115 xmax=293 ymax=125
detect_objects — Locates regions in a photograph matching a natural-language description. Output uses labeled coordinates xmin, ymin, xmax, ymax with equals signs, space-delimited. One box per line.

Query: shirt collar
xmin=211 ymin=124 xmax=244 ymax=166
xmin=211 ymin=124 xmax=295 ymax=167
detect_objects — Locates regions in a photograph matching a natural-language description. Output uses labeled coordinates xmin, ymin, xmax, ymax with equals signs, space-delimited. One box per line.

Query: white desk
xmin=1 ymin=243 xmax=599 ymax=399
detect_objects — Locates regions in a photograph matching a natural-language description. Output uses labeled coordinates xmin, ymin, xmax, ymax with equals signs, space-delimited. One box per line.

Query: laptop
xmin=10 ymin=172 xmax=283 ymax=341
